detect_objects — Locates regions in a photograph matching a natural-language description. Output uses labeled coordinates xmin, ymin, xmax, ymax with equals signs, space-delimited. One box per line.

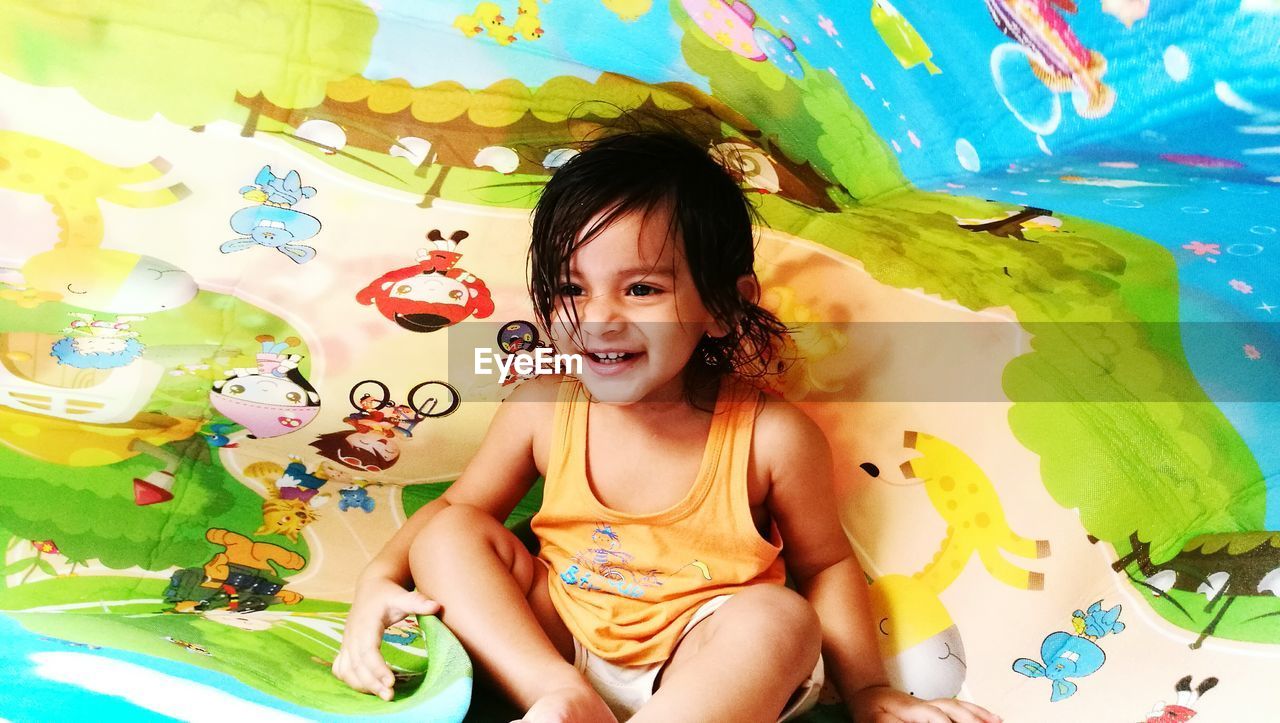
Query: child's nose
xmin=580 ymin=292 xmax=627 ymax=327
xmin=581 ymin=293 xmax=624 ymax=323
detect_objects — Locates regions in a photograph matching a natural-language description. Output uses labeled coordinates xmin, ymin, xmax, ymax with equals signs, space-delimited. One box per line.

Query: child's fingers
xmin=352 ymin=650 xmax=396 ymax=700
xmin=954 ymin=700 xmax=1001 ymax=723
xmin=920 ymin=699 xmax=981 ymax=723
xmin=334 ymin=642 xmax=394 ymax=700
xmin=900 ymin=704 xmax=949 ymax=723
xmin=397 ymin=590 xmax=441 ymax=617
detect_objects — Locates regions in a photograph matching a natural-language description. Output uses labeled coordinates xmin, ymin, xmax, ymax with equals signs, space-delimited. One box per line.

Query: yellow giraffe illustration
xmin=868 ymin=430 xmax=1050 ymax=698
xmin=0 ymin=130 xmax=190 ymax=249
xmin=0 ymin=131 xmax=192 ymax=312
xmin=899 ymin=430 xmax=1050 ymax=591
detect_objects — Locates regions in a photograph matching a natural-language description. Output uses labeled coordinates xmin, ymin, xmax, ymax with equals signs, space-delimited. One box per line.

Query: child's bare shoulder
xmin=751 ymin=388 xmax=833 ymax=489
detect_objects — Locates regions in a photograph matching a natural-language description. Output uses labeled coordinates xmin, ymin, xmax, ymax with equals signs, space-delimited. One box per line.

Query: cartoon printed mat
xmin=1 ymin=1 xmax=1278 ymax=721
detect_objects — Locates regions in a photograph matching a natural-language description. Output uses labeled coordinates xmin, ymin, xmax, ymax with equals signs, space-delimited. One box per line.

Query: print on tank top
xmin=558 ymin=523 xmax=715 ymax=599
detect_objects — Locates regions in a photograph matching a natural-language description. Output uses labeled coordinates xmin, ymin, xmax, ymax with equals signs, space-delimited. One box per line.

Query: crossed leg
xmin=635 ymin=584 xmax=823 ymax=723
xmin=409 ymin=503 xmax=616 ymax=721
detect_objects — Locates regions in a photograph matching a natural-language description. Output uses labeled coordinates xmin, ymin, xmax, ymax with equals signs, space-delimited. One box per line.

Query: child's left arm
xmin=759 ymin=402 xmax=1001 ymax=723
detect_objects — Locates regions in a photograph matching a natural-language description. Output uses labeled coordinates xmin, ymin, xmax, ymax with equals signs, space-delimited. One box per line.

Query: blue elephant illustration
xmin=221 ymin=204 xmax=322 ymax=264
xmin=1013 ymin=631 xmax=1106 ymax=702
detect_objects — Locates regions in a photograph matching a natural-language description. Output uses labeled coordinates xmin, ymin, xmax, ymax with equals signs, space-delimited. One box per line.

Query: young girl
xmin=333 ymin=131 xmax=1000 ymax=723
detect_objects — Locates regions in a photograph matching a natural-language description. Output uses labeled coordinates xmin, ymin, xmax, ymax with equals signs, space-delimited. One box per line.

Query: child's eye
xmin=628 ymin=284 xmax=659 ymax=297
xmin=558 ymin=283 xmax=583 ymax=297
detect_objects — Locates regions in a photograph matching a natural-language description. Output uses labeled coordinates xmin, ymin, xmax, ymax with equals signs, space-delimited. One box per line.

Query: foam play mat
xmin=1 ymin=1 xmax=1278 ymax=720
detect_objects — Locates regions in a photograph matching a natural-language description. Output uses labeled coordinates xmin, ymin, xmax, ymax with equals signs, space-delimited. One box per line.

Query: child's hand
xmin=847 ymin=685 xmax=1001 ymax=723
xmin=332 ymin=575 xmax=441 ymax=701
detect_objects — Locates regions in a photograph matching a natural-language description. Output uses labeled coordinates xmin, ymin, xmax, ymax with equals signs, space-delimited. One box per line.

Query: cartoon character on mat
xmin=496 ymin=320 xmax=553 ymax=386
xmin=984 ymin=0 xmax=1116 ymax=118
xmin=339 ymin=485 xmax=376 ymax=513
xmin=209 ymin=335 xmax=321 ymax=439
xmin=163 ymin=528 xmax=305 ymax=614
xmin=1141 ymin=676 xmax=1218 ymax=723
xmin=357 ymin=230 xmax=494 ymax=333
xmin=868 ymin=431 xmax=1051 ymax=699
xmin=310 ymin=379 xmax=460 ymax=472
xmin=220 ymin=166 xmax=322 ymax=264
xmin=49 ymin=313 xmax=147 ymax=368
xmin=1013 ymin=599 xmax=1124 ymax=701
xmin=243 ymin=457 xmax=366 ymax=541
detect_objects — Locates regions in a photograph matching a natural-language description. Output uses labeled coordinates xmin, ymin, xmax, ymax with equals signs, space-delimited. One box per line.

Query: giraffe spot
xmin=58 ymin=182 xmax=70 ymax=190
xmin=963 ymin=521 xmax=971 ymax=528
xmin=0 ymin=156 xmax=10 ymax=170
xmin=65 ymin=166 xmax=88 ymax=180
xmin=975 ymin=512 xmax=991 ymax=528
xmin=946 ymin=499 xmax=958 ymax=510
xmin=951 ymin=560 xmax=962 ymax=569
xmin=939 ymin=476 xmax=955 ymax=491
xmin=24 ymin=148 xmax=39 ymax=158
xmin=968 ymin=483 xmax=978 ymax=493
xmin=18 ymin=173 xmax=34 ymax=184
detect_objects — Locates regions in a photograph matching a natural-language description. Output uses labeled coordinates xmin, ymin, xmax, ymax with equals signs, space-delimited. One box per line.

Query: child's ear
xmin=710 ymin=274 xmax=761 ymax=338
xmin=736 ymin=274 xmax=760 ymax=306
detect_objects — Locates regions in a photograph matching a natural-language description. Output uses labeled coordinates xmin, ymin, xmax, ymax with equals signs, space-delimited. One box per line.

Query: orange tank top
xmin=532 ymin=375 xmax=787 ymax=665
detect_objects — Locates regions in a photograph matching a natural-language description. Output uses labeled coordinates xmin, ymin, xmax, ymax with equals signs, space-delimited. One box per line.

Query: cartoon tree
xmin=674 ymin=5 xmax=906 ymax=204
xmin=241 ymin=70 xmax=841 ymax=208
xmin=0 ymin=446 xmax=308 ymax=580
xmin=0 ymin=0 xmax=377 ymax=127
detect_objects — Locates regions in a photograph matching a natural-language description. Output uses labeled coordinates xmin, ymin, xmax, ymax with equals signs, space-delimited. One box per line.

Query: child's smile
xmin=551 ymin=202 xmax=721 ymax=405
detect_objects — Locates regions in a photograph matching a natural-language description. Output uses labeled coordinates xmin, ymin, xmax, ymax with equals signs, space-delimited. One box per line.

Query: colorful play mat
xmin=1 ymin=1 xmax=1278 ymax=720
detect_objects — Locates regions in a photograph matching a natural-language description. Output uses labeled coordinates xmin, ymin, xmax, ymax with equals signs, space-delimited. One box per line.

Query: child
xmin=333 ymin=131 xmax=1000 ymax=723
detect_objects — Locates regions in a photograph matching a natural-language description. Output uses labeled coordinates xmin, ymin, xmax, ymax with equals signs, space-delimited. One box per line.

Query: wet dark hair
xmin=528 ymin=128 xmax=791 ymax=407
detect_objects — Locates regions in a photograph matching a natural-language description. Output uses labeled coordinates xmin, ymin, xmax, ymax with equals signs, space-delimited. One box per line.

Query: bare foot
xmin=516 ymin=684 xmax=618 ymax=723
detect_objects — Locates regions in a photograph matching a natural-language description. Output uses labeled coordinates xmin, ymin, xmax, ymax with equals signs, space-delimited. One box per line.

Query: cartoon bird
xmin=453 ymin=10 xmax=485 ymax=37
xmin=870 ymin=0 xmax=941 ymax=75
xmin=1072 ymin=600 xmax=1126 ymax=639
xmin=202 ymin=423 xmax=239 ymax=449
xmin=514 ymin=12 xmax=544 ymax=40
xmin=471 ymin=2 xmax=517 ymax=44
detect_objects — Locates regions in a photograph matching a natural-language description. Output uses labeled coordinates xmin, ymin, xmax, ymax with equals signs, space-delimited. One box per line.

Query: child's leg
xmin=409 ymin=503 xmax=614 ymax=720
xmin=635 ymin=585 xmax=822 ymax=723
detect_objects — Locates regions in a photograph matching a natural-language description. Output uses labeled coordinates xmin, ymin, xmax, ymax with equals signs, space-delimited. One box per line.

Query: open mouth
xmin=585 ymin=350 xmax=643 ymax=375
xmin=587 ymin=351 xmax=638 ymax=364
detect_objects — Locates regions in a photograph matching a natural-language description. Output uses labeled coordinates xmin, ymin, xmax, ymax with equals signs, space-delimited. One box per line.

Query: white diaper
xmin=570 ymin=594 xmax=825 ymax=722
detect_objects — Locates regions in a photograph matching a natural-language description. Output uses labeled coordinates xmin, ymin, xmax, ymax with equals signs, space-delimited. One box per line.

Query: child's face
xmin=552 ymin=204 xmax=723 ymax=405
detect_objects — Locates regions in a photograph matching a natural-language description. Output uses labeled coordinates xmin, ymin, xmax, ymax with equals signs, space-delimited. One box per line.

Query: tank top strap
xmin=709 ymin=376 xmax=769 ymax=537
xmin=544 ymin=377 xmax=588 ymax=490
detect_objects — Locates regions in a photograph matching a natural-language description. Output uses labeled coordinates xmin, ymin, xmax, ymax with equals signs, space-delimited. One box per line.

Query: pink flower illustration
xmin=1244 ymin=344 xmax=1262 ymax=361
xmin=818 ymin=14 xmax=838 ymax=37
xmin=1230 ymin=279 xmax=1254 ymax=294
xmin=1182 ymin=241 xmax=1220 ymax=256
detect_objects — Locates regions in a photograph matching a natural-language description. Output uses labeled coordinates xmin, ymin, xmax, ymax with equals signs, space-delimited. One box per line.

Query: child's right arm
xmin=331 ymin=377 xmax=557 ymax=700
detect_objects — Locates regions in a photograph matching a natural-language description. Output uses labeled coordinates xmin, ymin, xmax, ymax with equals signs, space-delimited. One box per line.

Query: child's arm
xmin=333 ymin=377 xmax=557 ymax=700
xmin=759 ymin=401 xmax=1001 ymax=723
